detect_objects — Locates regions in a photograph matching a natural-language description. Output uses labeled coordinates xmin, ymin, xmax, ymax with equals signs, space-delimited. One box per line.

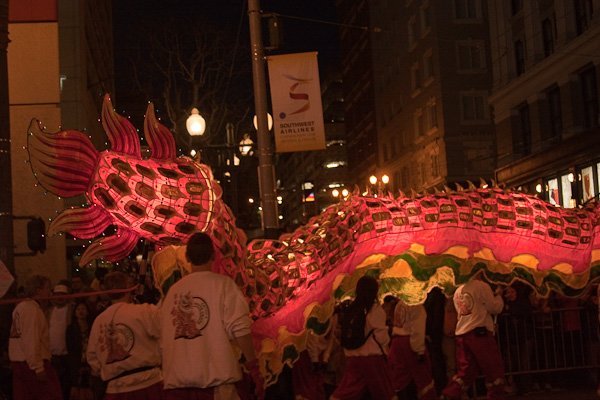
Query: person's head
xmin=24 ymin=274 xmax=52 ymax=298
xmin=353 ymin=275 xmax=379 ymax=311
xmin=185 ymin=232 xmax=214 ymax=267
xmin=103 ymin=271 xmax=132 ymax=302
xmin=70 ymin=275 xmax=84 ymax=292
xmin=72 ymin=301 xmax=91 ymax=322
xmin=52 ymin=282 xmax=70 ymax=307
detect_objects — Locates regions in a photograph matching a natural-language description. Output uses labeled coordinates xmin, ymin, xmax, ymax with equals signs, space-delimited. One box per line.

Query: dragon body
xmin=28 ymin=95 xmax=600 ymax=384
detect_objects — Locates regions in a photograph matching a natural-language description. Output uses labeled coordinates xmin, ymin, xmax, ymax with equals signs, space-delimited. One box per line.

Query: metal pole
xmin=0 ymin=0 xmax=14 ymax=276
xmin=247 ymin=0 xmax=279 ymax=238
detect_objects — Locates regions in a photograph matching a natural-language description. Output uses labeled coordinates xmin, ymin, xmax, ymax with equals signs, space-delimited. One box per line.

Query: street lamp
xmin=239 ymin=133 xmax=255 ymax=156
xmin=368 ymin=174 xmax=390 ymax=195
xmin=332 ymin=188 xmax=349 ymax=200
xmin=186 ymin=108 xmax=206 ymax=137
xmin=253 ymin=113 xmax=273 ymax=131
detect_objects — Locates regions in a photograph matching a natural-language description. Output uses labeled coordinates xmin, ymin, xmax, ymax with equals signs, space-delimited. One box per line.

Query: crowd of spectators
xmin=1 ymin=258 xmax=600 ymax=400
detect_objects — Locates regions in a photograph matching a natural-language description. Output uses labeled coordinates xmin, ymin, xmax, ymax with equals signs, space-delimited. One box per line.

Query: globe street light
xmin=186 ymin=108 xmax=206 ymax=137
xmin=253 ymin=113 xmax=273 ymax=131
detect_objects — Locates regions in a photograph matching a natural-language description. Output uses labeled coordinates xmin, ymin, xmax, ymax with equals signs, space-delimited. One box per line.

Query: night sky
xmin=112 ymin=0 xmax=339 ymax=131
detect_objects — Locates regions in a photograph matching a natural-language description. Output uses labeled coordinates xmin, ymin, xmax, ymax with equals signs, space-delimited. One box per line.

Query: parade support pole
xmin=0 ymin=0 xmax=14 ymax=276
xmin=248 ymin=0 xmax=279 ymax=239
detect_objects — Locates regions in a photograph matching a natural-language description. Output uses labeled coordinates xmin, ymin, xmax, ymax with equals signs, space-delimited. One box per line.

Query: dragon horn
xmin=466 ymin=180 xmax=477 ymax=190
xmin=455 ymin=183 xmax=465 ymax=192
xmin=479 ymin=178 xmax=488 ymax=188
xmin=443 ymin=185 xmax=452 ymax=193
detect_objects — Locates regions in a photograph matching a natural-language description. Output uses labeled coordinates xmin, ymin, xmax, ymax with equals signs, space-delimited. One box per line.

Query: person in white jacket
xmin=159 ymin=232 xmax=263 ymax=400
xmin=441 ymin=275 xmax=506 ymax=400
xmin=330 ymin=275 xmax=397 ymax=400
xmin=388 ymin=298 xmax=436 ymax=399
xmin=87 ymin=271 xmax=163 ymax=399
xmin=9 ymin=274 xmax=62 ymax=400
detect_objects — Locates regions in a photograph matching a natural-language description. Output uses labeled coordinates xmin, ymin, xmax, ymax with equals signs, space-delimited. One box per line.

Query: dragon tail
xmin=27 ymin=119 xmax=99 ymax=198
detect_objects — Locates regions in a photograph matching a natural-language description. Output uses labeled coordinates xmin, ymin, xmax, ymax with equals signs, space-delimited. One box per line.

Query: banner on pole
xmin=267 ymin=52 xmax=326 ymax=153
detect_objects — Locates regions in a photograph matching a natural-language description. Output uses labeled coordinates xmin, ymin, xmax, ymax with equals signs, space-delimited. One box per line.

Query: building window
xmin=414 ymin=109 xmax=425 ymax=136
xmin=575 ymin=0 xmax=594 ymax=35
xmin=542 ymin=17 xmax=555 ymax=57
xmin=420 ymin=3 xmax=432 ymax=36
xmin=454 ymin=0 xmax=480 ymax=19
xmin=547 ymin=177 xmax=559 ymax=206
xmin=545 ymin=85 xmax=562 ymax=141
xmin=408 ymin=17 xmax=417 ymax=49
xmin=423 ymin=50 xmax=434 ymax=82
xmin=514 ymin=40 xmax=525 ymax=76
xmin=561 ymin=174 xmax=574 ymax=208
xmin=410 ymin=62 xmax=421 ymax=93
xmin=460 ymin=92 xmax=487 ymax=122
xmin=513 ymin=102 xmax=531 ymax=155
xmin=426 ymin=98 xmax=438 ymax=132
xmin=457 ymin=41 xmax=485 ymax=71
xmin=581 ymin=165 xmax=596 ymax=202
xmin=580 ymin=65 xmax=599 ymax=129
xmin=431 ymin=154 xmax=439 ymax=177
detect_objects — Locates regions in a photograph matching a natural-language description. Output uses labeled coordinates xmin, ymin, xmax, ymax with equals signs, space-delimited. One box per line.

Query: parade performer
xmin=159 ymin=232 xmax=263 ymax=400
xmin=331 ymin=275 xmax=396 ymax=400
xmin=9 ymin=274 xmax=62 ymax=400
xmin=87 ymin=271 xmax=163 ymax=399
xmin=388 ymin=298 xmax=436 ymax=399
xmin=441 ymin=275 xmax=505 ymax=400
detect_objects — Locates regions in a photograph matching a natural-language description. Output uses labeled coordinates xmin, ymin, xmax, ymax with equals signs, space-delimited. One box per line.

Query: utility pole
xmin=0 ymin=0 xmax=14 ymax=276
xmin=247 ymin=0 xmax=279 ymax=239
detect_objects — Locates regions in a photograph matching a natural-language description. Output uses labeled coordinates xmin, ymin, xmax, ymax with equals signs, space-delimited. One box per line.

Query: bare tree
xmin=129 ymin=15 xmax=253 ymax=149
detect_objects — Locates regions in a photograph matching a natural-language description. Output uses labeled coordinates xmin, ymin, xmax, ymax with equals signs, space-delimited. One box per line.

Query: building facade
xmin=370 ymin=0 xmax=496 ymax=194
xmin=335 ymin=0 xmax=378 ymax=189
xmin=8 ymin=0 xmax=113 ymax=283
xmin=489 ymin=0 xmax=600 ymax=207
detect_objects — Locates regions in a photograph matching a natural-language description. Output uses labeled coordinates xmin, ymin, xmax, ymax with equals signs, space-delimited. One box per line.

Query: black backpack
xmin=339 ymin=302 xmax=373 ymax=350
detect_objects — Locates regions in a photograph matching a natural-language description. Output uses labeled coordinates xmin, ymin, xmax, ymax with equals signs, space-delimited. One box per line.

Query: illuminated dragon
xmin=27 ymin=95 xmax=600 ymax=384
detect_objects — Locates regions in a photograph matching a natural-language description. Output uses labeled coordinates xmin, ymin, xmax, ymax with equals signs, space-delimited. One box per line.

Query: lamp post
xmin=186 ymin=107 xmax=206 ymax=157
xmin=368 ymin=174 xmax=390 ymax=195
xmin=332 ymin=188 xmax=349 ymax=201
xmin=248 ymin=0 xmax=279 ymax=238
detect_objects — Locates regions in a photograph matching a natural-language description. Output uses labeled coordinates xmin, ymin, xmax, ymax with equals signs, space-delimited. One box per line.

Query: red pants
xmin=105 ymin=382 xmax=164 ymax=400
xmin=441 ymin=329 xmax=505 ymax=400
xmin=11 ymin=360 xmax=62 ymax=400
xmin=291 ymin=350 xmax=326 ymax=400
xmin=388 ymin=336 xmax=436 ymax=399
xmin=331 ymin=355 xmax=395 ymax=400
